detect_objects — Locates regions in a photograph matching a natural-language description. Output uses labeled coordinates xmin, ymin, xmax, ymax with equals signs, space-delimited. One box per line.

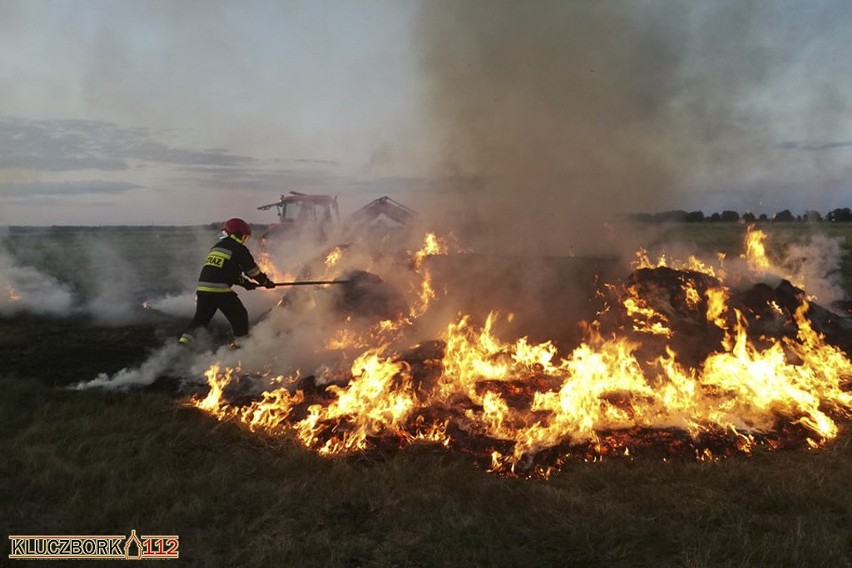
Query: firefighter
xmin=179 ymin=218 xmax=274 ymax=346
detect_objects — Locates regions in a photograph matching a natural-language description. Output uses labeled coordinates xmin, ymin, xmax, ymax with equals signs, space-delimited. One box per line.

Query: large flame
xmin=192 ymin=228 xmax=852 ymax=477
xmin=255 ymin=250 xmax=293 ymax=284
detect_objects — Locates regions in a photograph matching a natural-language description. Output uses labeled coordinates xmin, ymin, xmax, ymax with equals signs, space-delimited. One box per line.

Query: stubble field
xmin=1 ymin=223 xmax=850 ymax=567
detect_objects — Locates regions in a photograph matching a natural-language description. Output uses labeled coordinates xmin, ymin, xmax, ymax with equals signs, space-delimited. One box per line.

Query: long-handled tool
xmin=269 ymin=279 xmax=351 ymax=287
xmin=240 ymin=278 xmax=353 ymax=290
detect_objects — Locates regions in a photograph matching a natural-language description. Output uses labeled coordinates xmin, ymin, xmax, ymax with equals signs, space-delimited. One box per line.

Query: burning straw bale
xmin=332 ymin=270 xmax=406 ymax=321
xmin=275 ymin=269 xmax=405 ymax=323
xmin=604 ymin=266 xmax=852 ymax=366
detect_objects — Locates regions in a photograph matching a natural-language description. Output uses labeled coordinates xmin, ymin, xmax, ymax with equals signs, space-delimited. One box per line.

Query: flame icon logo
xmin=123 ymin=529 xmax=142 ymax=560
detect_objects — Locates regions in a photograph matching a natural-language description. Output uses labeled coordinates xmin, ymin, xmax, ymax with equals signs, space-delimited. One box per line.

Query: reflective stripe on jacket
xmin=196 ymin=235 xmax=262 ymax=293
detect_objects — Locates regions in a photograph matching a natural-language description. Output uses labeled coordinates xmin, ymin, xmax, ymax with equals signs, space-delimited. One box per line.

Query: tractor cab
xmin=257 ymin=192 xmax=339 ymax=241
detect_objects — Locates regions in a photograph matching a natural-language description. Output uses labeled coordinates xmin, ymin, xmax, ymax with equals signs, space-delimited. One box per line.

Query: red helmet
xmin=222 ymin=218 xmax=251 ymax=240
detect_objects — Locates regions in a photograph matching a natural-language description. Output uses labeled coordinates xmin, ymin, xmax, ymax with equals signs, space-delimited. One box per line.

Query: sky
xmin=2 ymin=0 xmax=852 ymax=227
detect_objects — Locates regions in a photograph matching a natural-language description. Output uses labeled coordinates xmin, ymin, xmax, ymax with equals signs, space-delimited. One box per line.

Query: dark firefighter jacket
xmin=196 ymin=235 xmax=266 ymax=293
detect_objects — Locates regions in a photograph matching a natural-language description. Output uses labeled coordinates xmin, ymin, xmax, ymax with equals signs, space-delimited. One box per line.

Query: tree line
xmin=630 ymin=208 xmax=852 ymax=224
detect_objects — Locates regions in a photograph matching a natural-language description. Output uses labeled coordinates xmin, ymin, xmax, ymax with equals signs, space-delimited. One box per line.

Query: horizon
xmin=4 ymin=204 xmax=851 ymax=229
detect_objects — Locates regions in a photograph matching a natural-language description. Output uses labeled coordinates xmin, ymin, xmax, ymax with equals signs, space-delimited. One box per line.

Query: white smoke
xmin=76 ymin=234 xmax=347 ymax=390
xmin=80 ymin=226 xmax=439 ymax=391
xmin=81 ymin=238 xmax=140 ymax=324
xmin=76 ymin=291 xmax=349 ymax=392
xmin=0 ymin=240 xmax=75 ymax=316
xmin=779 ymin=233 xmax=846 ymax=305
xmin=144 ymin=291 xmax=197 ymax=318
xmin=74 ymin=343 xmax=184 ymax=391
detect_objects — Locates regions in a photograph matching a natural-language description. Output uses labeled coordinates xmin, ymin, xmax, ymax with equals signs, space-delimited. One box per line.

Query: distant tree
xmin=720 ymin=210 xmax=740 ymax=222
xmin=773 ymin=209 xmax=795 ymax=222
xmin=709 ymin=212 xmax=722 ymax=222
xmin=804 ymin=210 xmax=823 ymax=222
xmin=827 ymin=207 xmax=852 ymax=222
xmin=741 ymin=212 xmax=756 ymax=223
xmin=685 ymin=210 xmax=705 ymax=223
xmin=758 ymin=213 xmax=769 ymax=222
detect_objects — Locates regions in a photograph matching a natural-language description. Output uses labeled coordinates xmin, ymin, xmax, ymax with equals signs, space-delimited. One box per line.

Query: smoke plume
xmin=413 ymin=1 xmax=852 ymax=255
xmin=414 ymin=2 xmax=683 ymax=256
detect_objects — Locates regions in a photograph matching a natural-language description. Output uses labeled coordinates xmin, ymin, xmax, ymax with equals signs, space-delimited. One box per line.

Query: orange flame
xmin=256 ymin=250 xmax=292 ymax=284
xmin=743 ymin=225 xmax=770 ymax=273
xmin=408 ymin=232 xmax=454 ymax=318
xmin=193 ymin=230 xmax=852 ymax=477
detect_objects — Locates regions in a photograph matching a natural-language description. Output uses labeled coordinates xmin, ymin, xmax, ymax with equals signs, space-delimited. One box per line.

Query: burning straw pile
xmin=192 ymin=229 xmax=852 ymax=477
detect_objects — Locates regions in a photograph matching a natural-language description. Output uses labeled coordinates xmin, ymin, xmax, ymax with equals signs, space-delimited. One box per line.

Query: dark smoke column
xmin=414 ymin=1 xmax=684 ymax=256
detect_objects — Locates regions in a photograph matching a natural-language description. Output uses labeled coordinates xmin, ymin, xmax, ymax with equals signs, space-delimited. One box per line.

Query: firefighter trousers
xmin=184 ymin=291 xmax=249 ymax=338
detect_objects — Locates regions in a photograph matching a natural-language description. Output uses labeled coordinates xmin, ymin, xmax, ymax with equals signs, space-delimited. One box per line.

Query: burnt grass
xmin=1 ymin=314 xmax=850 ymax=567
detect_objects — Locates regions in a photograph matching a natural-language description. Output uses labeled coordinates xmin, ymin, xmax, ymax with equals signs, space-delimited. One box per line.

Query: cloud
xmin=123 ymin=140 xmax=254 ymax=166
xmin=173 ymin=165 xmax=340 ymax=191
xmin=0 ymin=117 xmax=254 ymax=171
xmin=289 ymin=158 xmax=340 ymax=166
xmin=173 ymin=162 xmax=447 ymax=201
xmin=0 ymin=180 xmax=140 ymax=197
xmin=0 ymin=118 xmax=130 ymax=171
xmin=778 ymin=140 xmax=852 ymax=151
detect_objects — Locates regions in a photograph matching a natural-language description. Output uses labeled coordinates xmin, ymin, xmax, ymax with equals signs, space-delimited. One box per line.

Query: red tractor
xmin=258 ymin=192 xmax=417 ymax=247
xmin=257 ymin=191 xmax=340 ymax=241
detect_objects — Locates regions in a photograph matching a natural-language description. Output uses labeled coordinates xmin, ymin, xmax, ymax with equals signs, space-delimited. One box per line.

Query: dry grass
xmin=1 ymin=368 xmax=850 ymax=567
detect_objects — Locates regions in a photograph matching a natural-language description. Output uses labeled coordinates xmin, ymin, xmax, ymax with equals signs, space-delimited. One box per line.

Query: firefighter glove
xmin=257 ymin=273 xmax=275 ymax=288
xmin=238 ymin=275 xmax=257 ymax=290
